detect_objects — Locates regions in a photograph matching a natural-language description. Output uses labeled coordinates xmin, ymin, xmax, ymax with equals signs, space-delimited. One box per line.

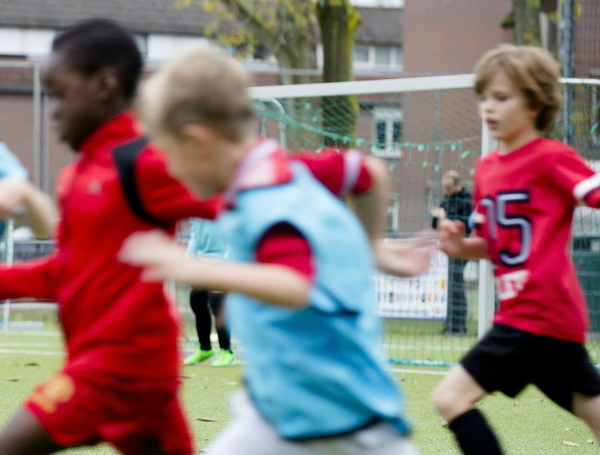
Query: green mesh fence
xmin=568 ymin=82 xmax=600 ymax=364
xmin=248 ymin=78 xmax=600 ymax=367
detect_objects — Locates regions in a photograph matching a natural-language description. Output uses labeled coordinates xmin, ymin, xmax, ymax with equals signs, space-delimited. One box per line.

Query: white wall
xmin=0 ymin=27 xmax=55 ymax=57
xmin=147 ymin=34 xmax=210 ymax=61
xmin=0 ymin=27 xmax=212 ymax=62
xmin=350 ymin=0 xmax=404 ymax=7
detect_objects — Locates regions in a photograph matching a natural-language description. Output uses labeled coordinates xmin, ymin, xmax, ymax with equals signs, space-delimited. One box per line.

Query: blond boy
xmin=118 ymin=44 xmax=433 ymax=454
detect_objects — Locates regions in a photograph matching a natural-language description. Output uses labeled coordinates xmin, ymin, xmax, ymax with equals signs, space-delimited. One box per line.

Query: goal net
xmin=248 ymin=74 xmax=600 ymax=367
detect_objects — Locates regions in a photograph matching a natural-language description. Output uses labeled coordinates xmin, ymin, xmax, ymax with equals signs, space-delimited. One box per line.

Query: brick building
xmin=0 ymin=0 xmax=597 ymax=234
xmin=0 ymin=0 xmax=403 ymax=197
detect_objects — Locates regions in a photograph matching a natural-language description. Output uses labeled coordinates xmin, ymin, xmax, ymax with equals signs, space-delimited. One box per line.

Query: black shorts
xmin=461 ymin=324 xmax=600 ymax=412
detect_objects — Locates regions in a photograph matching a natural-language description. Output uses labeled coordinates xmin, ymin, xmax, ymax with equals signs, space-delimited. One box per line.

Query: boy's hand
xmin=119 ymin=230 xmax=198 ymax=282
xmin=438 ymin=219 xmax=467 ymax=257
xmin=376 ymin=232 xmax=437 ymax=277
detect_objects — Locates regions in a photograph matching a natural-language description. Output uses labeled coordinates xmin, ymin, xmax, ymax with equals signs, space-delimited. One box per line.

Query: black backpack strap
xmin=112 ymin=137 xmax=168 ymax=228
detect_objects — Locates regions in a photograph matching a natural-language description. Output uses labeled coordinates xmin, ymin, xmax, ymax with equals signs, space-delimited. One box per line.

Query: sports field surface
xmin=0 ymin=329 xmax=597 ymax=454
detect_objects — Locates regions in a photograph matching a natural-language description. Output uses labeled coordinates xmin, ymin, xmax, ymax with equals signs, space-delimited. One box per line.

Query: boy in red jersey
xmin=433 ymin=44 xmax=600 ymax=454
xmin=0 ymin=19 xmax=219 ymax=455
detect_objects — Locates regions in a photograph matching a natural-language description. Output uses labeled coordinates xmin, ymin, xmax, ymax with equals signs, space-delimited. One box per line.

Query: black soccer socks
xmin=448 ymin=409 xmax=503 ymax=455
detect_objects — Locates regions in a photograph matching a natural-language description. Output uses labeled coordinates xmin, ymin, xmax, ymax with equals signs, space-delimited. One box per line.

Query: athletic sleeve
xmin=549 ymin=146 xmax=600 ymax=207
xmin=293 ymin=149 xmax=372 ymax=197
xmin=134 ymin=146 xmax=221 ymax=223
xmin=0 ymin=252 xmax=60 ymax=301
xmin=255 ymin=222 xmax=314 ymax=281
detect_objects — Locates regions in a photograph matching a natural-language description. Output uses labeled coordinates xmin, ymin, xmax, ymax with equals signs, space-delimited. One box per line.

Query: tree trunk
xmin=316 ymin=0 xmax=361 ymax=147
xmin=514 ymin=0 xmax=541 ymax=45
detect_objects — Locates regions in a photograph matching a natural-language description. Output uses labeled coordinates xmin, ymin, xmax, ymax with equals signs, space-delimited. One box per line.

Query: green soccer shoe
xmin=212 ymin=350 xmax=235 ymax=367
xmin=183 ymin=348 xmax=215 ymax=366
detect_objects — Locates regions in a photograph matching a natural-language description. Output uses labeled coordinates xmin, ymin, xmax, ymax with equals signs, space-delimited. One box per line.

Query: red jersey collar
xmin=223 ymin=138 xmax=292 ymax=207
xmin=77 ymin=111 xmax=143 ymax=157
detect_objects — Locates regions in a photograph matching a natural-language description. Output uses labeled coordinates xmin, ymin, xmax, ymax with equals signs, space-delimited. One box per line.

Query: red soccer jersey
xmin=473 ymin=138 xmax=600 ymax=342
xmin=0 ymin=112 xmax=217 ymax=383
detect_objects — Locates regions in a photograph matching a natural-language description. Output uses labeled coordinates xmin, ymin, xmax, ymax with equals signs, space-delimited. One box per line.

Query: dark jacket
xmin=431 ymin=187 xmax=472 ymax=235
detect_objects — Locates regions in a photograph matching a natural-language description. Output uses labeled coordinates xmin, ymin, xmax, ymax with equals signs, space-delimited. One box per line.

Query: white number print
xmin=481 ymin=191 xmax=532 ymax=267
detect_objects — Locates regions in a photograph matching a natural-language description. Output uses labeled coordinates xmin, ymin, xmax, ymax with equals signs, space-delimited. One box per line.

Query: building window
xmin=353 ymin=45 xmax=403 ymax=69
xmin=354 ymin=46 xmax=370 ymax=63
xmin=394 ymin=47 xmax=403 ymax=68
xmin=0 ymin=27 xmax=55 ymax=57
xmin=372 ymin=108 xmax=403 ymax=157
xmin=229 ymin=43 xmax=274 ymax=64
xmin=375 ymin=47 xmax=391 ymax=66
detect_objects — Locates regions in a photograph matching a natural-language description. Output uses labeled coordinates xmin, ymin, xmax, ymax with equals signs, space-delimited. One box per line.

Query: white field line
xmin=204 ymin=360 xmax=449 ymax=377
xmin=383 ymin=343 xmax=471 ymax=352
xmin=0 ymin=348 xmax=63 ymax=356
xmin=0 ymin=342 xmax=62 ymax=347
xmin=0 ymin=331 xmax=61 ymax=337
xmin=391 ymin=368 xmax=448 ymax=376
xmin=205 ymin=336 xmax=470 ymax=353
xmin=0 ymin=353 xmax=450 ymax=377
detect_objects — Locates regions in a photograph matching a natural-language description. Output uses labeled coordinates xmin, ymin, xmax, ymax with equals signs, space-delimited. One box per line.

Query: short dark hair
xmin=52 ymin=18 xmax=143 ymax=99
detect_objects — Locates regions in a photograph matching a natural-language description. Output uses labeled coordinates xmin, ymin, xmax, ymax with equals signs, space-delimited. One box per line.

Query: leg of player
xmin=208 ymin=391 xmax=418 ymax=455
xmin=183 ymin=290 xmax=215 ymax=365
xmin=433 ymin=365 xmax=503 ymax=454
xmin=0 ymin=408 xmax=65 ymax=455
xmin=210 ymin=291 xmax=235 ymax=367
xmin=573 ymin=393 xmax=600 ymax=442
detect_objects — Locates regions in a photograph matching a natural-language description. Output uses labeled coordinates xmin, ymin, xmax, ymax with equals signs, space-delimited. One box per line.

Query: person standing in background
xmin=183 ymin=218 xmax=235 ymax=367
xmin=432 ymin=171 xmax=472 ymax=335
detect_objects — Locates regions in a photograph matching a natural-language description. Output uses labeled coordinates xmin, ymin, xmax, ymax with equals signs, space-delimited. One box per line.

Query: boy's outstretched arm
xmin=349 ymin=156 xmax=389 ymax=246
xmin=339 ymin=155 xmax=437 ymax=276
xmin=295 ymin=151 xmax=436 ymax=276
xmin=120 ymin=230 xmax=310 ymax=308
xmin=294 ymin=151 xmax=386 ymax=245
xmin=438 ymin=219 xmax=489 ymax=260
xmin=0 ymin=253 xmax=60 ymax=301
xmin=375 ymin=234 xmax=437 ymax=277
xmin=0 ymin=177 xmax=57 ymax=239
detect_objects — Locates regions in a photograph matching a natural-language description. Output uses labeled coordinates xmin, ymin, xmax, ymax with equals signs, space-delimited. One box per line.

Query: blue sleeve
xmin=0 ymin=142 xmax=28 ymax=179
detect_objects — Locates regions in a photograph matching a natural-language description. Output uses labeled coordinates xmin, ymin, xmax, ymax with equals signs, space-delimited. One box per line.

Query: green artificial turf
xmin=0 ymin=330 xmax=598 ymax=454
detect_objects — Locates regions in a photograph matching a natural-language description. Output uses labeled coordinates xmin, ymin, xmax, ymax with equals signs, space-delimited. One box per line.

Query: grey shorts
xmin=207 ymin=391 xmax=419 ymax=455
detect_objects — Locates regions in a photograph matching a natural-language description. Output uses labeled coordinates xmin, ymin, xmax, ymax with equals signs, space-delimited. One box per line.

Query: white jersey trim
xmin=341 ymin=150 xmax=362 ymax=197
xmin=573 ymin=173 xmax=600 ymax=202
